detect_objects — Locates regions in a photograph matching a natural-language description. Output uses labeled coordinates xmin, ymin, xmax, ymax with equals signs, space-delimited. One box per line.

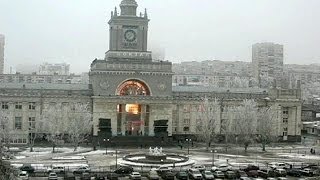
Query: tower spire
xmin=144 ymin=8 xmax=148 ymax=19
xmin=114 ymin=7 xmax=118 ymax=17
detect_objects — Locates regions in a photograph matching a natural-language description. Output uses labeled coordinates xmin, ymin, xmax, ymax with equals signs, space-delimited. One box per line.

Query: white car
xmin=268 ymin=162 xmax=286 ymax=169
xmin=48 ymin=172 xmax=58 ymax=180
xmin=192 ymin=164 xmax=206 ymax=172
xmin=155 ymin=166 xmax=172 ymax=173
xmin=18 ymin=171 xmax=29 ymax=180
xmin=52 ymin=166 xmax=65 ymax=173
xmin=74 ymin=166 xmax=91 ymax=174
xmin=211 ymin=164 xmax=232 ymax=172
xmin=188 ymin=168 xmax=203 ymax=179
xmin=129 ymin=172 xmax=141 ymax=180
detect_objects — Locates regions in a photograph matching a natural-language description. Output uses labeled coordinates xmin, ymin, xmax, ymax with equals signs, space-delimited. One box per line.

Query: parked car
xmin=212 ymin=164 xmax=232 ymax=172
xmin=258 ymin=169 xmax=276 ymax=178
xmin=268 ymin=162 xmax=286 ymax=169
xmin=286 ymin=169 xmax=301 ymax=177
xmin=188 ymin=168 xmax=203 ymax=179
xmin=18 ymin=171 xmax=29 ymax=180
xmin=225 ymin=170 xmax=237 ymax=179
xmin=48 ymin=172 xmax=58 ymax=180
xmin=274 ymin=169 xmax=286 ymax=177
xmin=234 ymin=170 xmax=248 ymax=178
xmin=156 ymin=166 xmax=173 ymax=174
xmin=73 ymin=166 xmax=91 ymax=174
xmin=114 ymin=166 xmax=134 ymax=175
xmin=300 ymin=168 xmax=313 ymax=176
xmin=202 ymin=170 xmax=214 ymax=179
xmin=52 ymin=166 xmax=65 ymax=173
xmin=277 ymin=177 xmax=288 ymax=180
xmin=161 ymin=171 xmax=175 ymax=180
xmin=243 ymin=165 xmax=259 ymax=172
xmin=147 ymin=170 xmax=160 ymax=180
xmin=213 ymin=170 xmax=225 ymax=179
xmin=246 ymin=170 xmax=259 ymax=178
xmin=240 ymin=177 xmax=251 ymax=180
xmin=176 ymin=171 xmax=188 ymax=180
xmin=192 ymin=164 xmax=206 ymax=172
xmin=129 ymin=172 xmax=142 ymax=180
xmin=81 ymin=172 xmax=91 ymax=180
xmin=20 ymin=165 xmax=35 ymax=174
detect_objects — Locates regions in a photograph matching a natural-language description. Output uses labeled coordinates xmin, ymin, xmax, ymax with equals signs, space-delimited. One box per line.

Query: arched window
xmin=117 ymin=80 xmax=150 ymax=96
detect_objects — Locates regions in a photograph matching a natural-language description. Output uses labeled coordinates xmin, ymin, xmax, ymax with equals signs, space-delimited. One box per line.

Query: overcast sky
xmin=0 ymin=0 xmax=320 ymax=73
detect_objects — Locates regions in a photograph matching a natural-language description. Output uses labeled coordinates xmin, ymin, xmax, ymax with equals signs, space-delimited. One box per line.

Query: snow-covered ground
xmin=9 ymin=145 xmax=319 ymax=172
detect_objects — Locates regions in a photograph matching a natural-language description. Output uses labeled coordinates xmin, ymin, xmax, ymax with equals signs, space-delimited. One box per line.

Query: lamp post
xmin=211 ymin=149 xmax=217 ymax=167
xmin=186 ymin=138 xmax=191 ymax=155
xmin=103 ymin=138 xmax=110 ymax=155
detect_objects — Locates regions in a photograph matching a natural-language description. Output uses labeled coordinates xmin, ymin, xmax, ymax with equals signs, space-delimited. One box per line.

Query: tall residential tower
xmin=252 ymin=42 xmax=284 ymax=88
xmin=0 ymin=34 xmax=4 ymax=74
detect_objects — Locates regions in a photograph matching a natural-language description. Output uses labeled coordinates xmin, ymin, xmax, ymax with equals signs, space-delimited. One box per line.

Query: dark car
xmin=224 ymin=170 xmax=236 ymax=179
xmin=176 ymin=171 xmax=188 ymax=180
xmin=235 ymin=170 xmax=248 ymax=178
xmin=258 ymin=169 xmax=276 ymax=178
xmin=161 ymin=171 xmax=175 ymax=180
xmin=286 ymin=169 xmax=301 ymax=177
xmin=246 ymin=170 xmax=258 ymax=178
xmin=20 ymin=165 xmax=35 ymax=174
xmin=244 ymin=165 xmax=259 ymax=172
xmin=114 ymin=166 xmax=134 ymax=175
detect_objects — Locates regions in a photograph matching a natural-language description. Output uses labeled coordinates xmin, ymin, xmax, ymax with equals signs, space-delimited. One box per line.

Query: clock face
xmin=124 ymin=30 xmax=137 ymax=42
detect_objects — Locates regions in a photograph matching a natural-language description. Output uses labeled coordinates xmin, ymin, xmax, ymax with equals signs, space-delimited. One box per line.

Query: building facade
xmin=0 ymin=34 xmax=4 ymax=74
xmin=39 ymin=62 xmax=70 ymax=75
xmin=0 ymin=0 xmax=302 ymax=145
xmin=252 ymin=42 xmax=284 ymax=88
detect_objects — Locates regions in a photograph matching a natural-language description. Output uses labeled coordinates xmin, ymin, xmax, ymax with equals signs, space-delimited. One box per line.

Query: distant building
xmin=252 ymin=42 xmax=283 ymax=88
xmin=0 ymin=34 xmax=5 ymax=74
xmin=39 ymin=62 xmax=70 ymax=75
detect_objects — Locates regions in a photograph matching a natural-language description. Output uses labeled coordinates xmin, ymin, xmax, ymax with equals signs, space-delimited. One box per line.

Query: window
xmin=183 ymin=127 xmax=189 ymax=132
xmin=28 ymin=102 xmax=36 ymax=110
xmin=283 ymin=107 xmax=289 ymax=115
xmin=1 ymin=102 xmax=9 ymax=109
xmin=283 ymin=118 xmax=288 ymax=123
xmin=15 ymin=117 xmax=22 ymax=130
xmin=28 ymin=117 xmax=36 ymax=130
xmin=183 ymin=119 xmax=190 ymax=125
xmin=15 ymin=102 xmax=22 ymax=110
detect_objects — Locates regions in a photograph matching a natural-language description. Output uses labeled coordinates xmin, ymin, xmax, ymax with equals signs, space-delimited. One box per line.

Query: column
xmin=121 ymin=104 xmax=126 ymax=136
xmin=140 ymin=105 xmax=145 ymax=136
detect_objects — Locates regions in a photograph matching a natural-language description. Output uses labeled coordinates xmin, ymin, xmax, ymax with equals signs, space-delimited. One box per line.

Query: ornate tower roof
xmin=120 ymin=0 xmax=138 ymax=16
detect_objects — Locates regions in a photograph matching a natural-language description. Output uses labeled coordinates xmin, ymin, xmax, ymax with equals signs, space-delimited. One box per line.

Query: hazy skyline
xmin=0 ymin=0 xmax=320 ymax=73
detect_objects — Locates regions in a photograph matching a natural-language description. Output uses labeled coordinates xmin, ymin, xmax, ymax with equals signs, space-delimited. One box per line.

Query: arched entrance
xmin=116 ymin=79 xmax=151 ymax=136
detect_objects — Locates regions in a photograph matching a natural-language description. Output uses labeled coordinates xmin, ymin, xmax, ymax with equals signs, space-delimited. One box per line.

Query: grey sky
xmin=0 ymin=0 xmax=320 ymax=73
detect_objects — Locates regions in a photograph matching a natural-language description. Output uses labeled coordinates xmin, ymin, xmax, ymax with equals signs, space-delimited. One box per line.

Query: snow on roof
xmin=0 ymin=83 xmax=89 ymax=90
xmin=172 ymin=85 xmax=267 ymax=94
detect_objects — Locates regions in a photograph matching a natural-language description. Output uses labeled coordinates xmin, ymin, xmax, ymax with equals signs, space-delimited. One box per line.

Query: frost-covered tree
xmin=228 ymin=77 xmax=250 ymax=88
xmin=0 ymin=111 xmax=17 ymax=180
xmin=66 ymin=103 xmax=92 ymax=151
xmin=41 ymin=104 xmax=65 ymax=153
xmin=196 ymin=97 xmax=220 ymax=151
xmin=257 ymin=106 xmax=278 ymax=151
xmin=301 ymin=82 xmax=320 ymax=104
xmin=232 ymin=99 xmax=258 ymax=152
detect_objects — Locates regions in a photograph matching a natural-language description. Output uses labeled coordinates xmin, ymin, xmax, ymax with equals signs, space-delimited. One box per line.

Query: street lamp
xmin=186 ymin=138 xmax=191 ymax=155
xmin=103 ymin=138 xmax=110 ymax=155
xmin=210 ymin=149 xmax=217 ymax=167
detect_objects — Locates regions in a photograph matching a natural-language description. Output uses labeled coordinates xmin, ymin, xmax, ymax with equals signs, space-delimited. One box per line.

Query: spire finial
xmin=114 ymin=7 xmax=118 ymax=17
xmin=144 ymin=8 xmax=148 ymax=19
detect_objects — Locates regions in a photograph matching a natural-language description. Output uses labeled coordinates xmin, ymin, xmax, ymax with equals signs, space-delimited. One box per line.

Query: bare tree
xmin=66 ymin=103 xmax=92 ymax=151
xmin=41 ymin=104 xmax=65 ymax=153
xmin=257 ymin=105 xmax=278 ymax=151
xmin=232 ymin=99 xmax=258 ymax=152
xmin=0 ymin=111 xmax=17 ymax=179
xmin=196 ymin=97 xmax=220 ymax=151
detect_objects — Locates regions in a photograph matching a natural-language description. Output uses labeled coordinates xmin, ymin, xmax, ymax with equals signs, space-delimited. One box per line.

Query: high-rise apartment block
xmin=0 ymin=34 xmax=5 ymax=74
xmin=39 ymin=62 xmax=70 ymax=75
xmin=252 ymin=42 xmax=283 ymax=87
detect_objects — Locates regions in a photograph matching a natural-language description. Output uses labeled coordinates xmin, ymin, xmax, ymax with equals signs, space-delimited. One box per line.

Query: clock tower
xmin=90 ymin=0 xmax=173 ymax=139
xmin=107 ymin=0 xmax=150 ymax=60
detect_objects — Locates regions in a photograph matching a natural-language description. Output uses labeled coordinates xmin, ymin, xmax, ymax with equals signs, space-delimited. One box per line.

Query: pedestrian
xmin=310 ymin=148 xmax=313 ymax=154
